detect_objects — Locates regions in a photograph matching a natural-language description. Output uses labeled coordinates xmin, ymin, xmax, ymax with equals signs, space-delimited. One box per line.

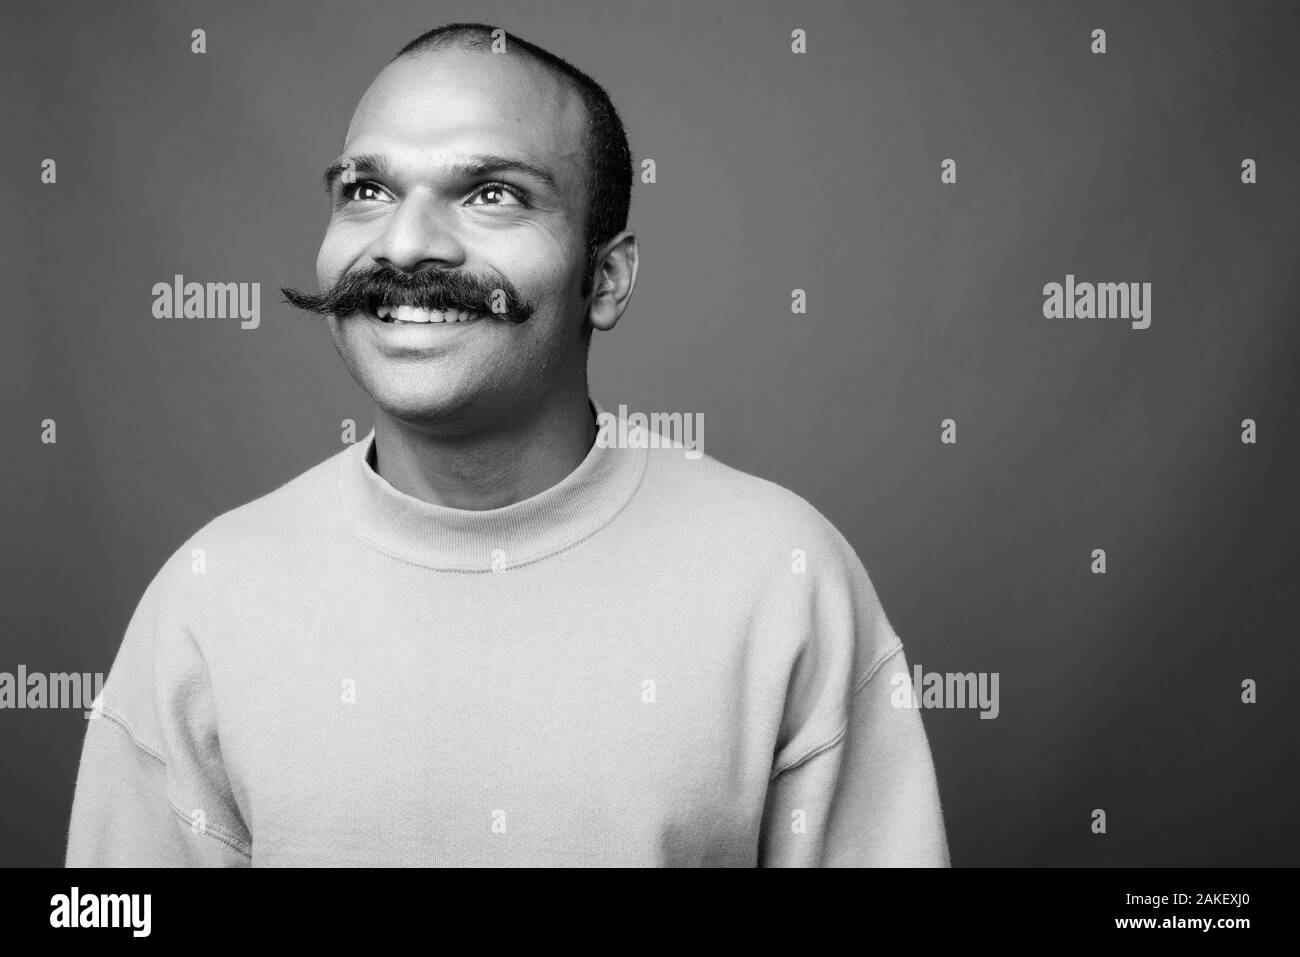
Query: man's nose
xmin=367 ymin=194 xmax=468 ymax=273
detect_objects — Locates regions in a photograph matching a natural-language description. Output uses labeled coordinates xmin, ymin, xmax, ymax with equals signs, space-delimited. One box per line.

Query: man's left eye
xmin=468 ymin=182 xmax=529 ymax=207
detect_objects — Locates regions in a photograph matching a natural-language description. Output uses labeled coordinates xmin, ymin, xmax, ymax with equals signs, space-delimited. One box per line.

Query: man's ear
xmin=586 ymin=231 xmax=638 ymax=332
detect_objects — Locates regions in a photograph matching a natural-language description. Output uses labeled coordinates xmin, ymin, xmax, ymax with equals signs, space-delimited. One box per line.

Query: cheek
xmin=315 ymin=228 xmax=351 ymax=288
xmin=523 ymin=248 xmax=585 ymax=312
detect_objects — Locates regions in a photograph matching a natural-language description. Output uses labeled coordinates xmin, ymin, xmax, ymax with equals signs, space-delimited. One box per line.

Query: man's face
xmin=316 ymin=49 xmax=592 ymax=429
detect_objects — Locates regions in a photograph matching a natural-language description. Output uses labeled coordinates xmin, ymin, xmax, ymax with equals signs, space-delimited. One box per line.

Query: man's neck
xmin=369 ymin=390 xmax=598 ymax=510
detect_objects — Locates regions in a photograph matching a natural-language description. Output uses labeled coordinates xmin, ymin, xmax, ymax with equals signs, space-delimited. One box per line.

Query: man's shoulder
xmin=204 ymin=441 xmax=348 ymax=537
xmin=106 ymin=442 xmax=353 ymax=686
xmin=638 ymin=441 xmax=860 ymax=562
xmin=151 ymin=441 xmax=352 ymax=583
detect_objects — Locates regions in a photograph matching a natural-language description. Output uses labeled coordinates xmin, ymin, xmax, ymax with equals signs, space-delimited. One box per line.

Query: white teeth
xmin=377 ymin=305 xmax=481 ymax=324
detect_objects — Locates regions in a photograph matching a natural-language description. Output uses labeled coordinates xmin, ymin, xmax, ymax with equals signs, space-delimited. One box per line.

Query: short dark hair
xmin=393 ymin=23 xmax=633 ymax=318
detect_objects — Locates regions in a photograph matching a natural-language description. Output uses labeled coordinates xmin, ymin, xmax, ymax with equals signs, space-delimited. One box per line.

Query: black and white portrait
xmin=3 ymin=1 xmax=1296 ymax=887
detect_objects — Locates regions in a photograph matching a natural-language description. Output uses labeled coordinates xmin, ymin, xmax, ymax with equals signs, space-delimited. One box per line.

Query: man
xmin=66 ymin=23 xmax=950 ymax=867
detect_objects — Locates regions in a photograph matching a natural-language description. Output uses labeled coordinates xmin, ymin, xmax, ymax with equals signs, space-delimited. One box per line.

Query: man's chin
xmin=331 ymin=332 xmax=489 ymax=427
xmin=367 ymin=384 xmax=487 ymax=430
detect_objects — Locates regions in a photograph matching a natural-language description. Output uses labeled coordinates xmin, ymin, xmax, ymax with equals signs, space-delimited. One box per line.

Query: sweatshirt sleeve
xmin=757 ymin=514 xmax=950 ymax=867
xmin=66 ymin=552 xmax=252 ymax=867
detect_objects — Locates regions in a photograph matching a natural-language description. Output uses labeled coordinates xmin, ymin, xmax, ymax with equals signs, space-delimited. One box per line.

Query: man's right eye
xmin=340 ymin=181 xmax=391 ymax=203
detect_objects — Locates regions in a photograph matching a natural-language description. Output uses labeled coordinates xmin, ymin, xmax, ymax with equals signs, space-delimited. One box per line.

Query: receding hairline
xmin=371 ymin=45 xmax=591 ymax=159
xmin=389 ymin=41 xmax=589 ymax=121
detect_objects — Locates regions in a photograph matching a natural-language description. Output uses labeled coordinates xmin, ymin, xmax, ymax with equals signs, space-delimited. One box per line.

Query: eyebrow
xmin=320 ymin=152 xmax=560 ymax=195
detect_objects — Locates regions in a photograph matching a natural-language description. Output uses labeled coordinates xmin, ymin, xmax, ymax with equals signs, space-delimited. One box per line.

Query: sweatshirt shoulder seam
xmin=852 ymin=640 xmax=905 ymax=697
xmin=98 ymin=707 xmax=253 ymax=858
xmin=770 ymin=640 xmax=905 ymax=779
xmin=99 ymin=706 xmax=166 ymax=765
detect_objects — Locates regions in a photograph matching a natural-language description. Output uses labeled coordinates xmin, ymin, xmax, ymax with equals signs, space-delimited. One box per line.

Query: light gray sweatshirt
xmin=66 ymin=403 xmax=950 ymax=867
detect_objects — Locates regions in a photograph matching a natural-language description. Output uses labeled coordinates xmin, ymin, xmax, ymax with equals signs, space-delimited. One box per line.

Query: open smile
xmin=373 ymin=304 xmax=485 ymax=324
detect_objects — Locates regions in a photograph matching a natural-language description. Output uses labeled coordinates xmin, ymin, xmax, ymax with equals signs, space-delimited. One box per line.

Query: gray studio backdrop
xmin=3 ymin=0 xmax=1298 ymax=867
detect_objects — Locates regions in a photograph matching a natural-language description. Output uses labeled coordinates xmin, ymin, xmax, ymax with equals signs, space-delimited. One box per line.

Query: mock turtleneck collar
xmin=337 ymin=397 xmax=646 ymax=572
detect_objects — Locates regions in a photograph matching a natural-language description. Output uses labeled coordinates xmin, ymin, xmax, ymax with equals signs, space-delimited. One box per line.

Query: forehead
xmin=344 ymin=49 xmax=588 ymax=188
